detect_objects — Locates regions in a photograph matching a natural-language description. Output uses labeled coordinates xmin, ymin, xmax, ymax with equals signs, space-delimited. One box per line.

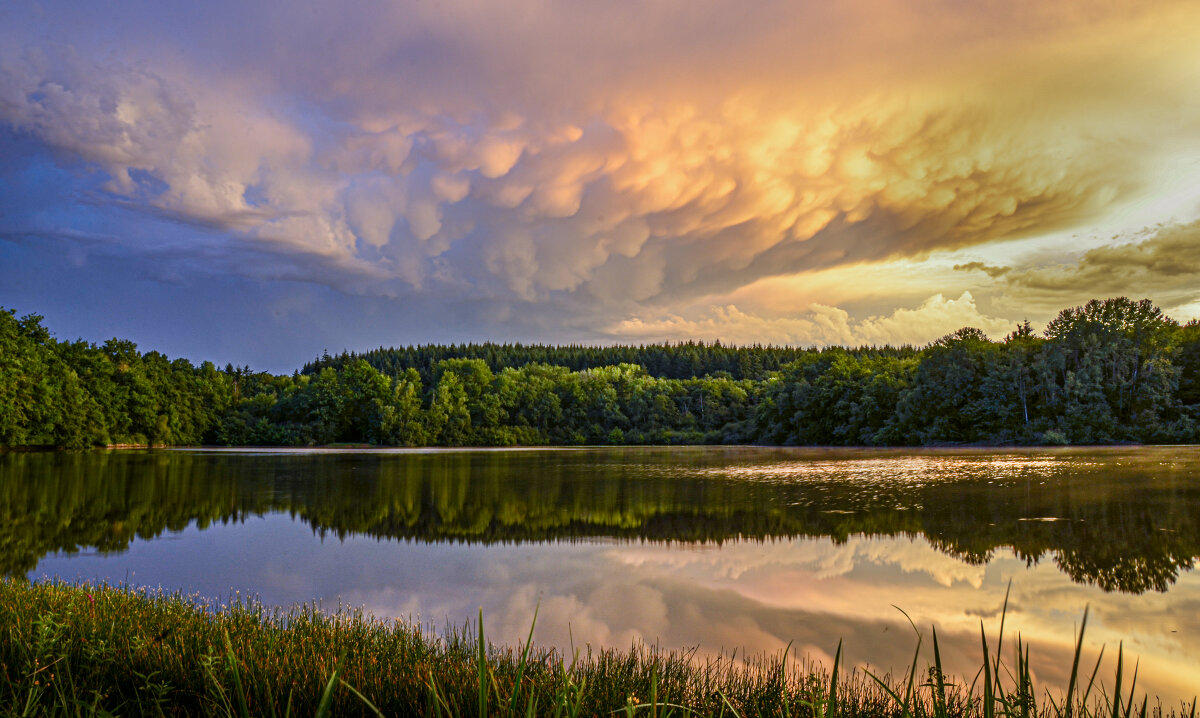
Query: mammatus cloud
xmin=604 ymin=292 xmax=1016 ymax=347
xmin=3 ymin=0 xmax=1200 ymax=347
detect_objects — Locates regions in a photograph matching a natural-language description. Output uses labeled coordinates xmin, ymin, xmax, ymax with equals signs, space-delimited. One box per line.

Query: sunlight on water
xmin=701 ymin=454 xmax=1080 ymax=485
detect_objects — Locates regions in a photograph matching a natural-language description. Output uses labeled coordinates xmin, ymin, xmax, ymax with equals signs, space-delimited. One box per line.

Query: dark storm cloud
xmin=1005 ymin=220 xmax=1200 ymax=310
xmin=954 ymin=262 xmax=1012 ymax=278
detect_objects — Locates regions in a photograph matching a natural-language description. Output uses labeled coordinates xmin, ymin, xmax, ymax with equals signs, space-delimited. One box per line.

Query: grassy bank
xmin=0 ymin=580 xmax=1193 ymax=717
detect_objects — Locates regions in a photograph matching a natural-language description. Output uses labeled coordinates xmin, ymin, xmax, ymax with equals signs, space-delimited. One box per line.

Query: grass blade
xmin=981 ymin=623 xmax=994 ymax=718
xmin=903 ymin=633 xmax=922 ymax=717
xmin=313 ymin=656 xmax=342 ymax=718
xmin=1123 ymin=658 xmax=1140 ymax=718
xmin=651 ymin=664 xmax=659 ymax=718
xmin=863 ymin=667 xmax=907 ymax=712
xmin=829 ymin=639 xmax=841 ymax=718
xmin=717 ymin=690 xmax=744 ymax=718
xmin=995 ymin=581 xmax=1011 ymax=684
xmin=478 ymin=607 xmax=488 ymax=718
xmin=1111 ymin=643 xmax=1124 ymax=718
xmin=932 ymin=626 xmax=947 ymax=718
xmin=1065 ymin=606 xmax=1090 ymax=718
xmin=339 ymin=678 xmax=386 ymax=718
xmin=222 ymin=630 xmax=251 ymax=718
xmin=1082 ymin=644 xmax=1106 ymax=709
xmin=427 ymin=667 xmax=451 ymax=718
xmin=509 ymin=602 xmax=541 ymax=716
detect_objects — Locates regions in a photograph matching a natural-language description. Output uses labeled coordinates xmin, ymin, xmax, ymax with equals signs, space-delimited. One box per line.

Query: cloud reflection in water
xmin=33 ymin=513 xmax=1200 ymax=704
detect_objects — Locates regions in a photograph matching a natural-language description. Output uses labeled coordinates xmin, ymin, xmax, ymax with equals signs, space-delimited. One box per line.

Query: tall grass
xmin=0 ymin=579 xmax=1194 ymax=717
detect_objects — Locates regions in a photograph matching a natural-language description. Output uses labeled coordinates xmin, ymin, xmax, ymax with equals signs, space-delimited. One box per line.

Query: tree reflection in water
xmin=3 ymin=446 xmax=1197 ymax=594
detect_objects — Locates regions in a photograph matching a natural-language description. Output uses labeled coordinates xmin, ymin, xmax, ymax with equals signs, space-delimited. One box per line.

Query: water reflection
xmin=5 ymin=447 xmax=1199 ymax=593
xmin=6 ymin=447 xmax=1200 ymax=703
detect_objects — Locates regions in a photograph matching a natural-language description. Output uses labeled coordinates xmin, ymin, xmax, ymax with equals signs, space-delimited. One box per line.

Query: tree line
xmin=3 ymin=297 xmax=1200 ymax=449
xmin=303 ymin=340 xmax=814 ymax=382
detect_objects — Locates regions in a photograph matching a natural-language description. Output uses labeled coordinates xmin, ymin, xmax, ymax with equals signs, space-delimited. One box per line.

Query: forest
xmin=3 ymin=296 xmax=1200 ymax=449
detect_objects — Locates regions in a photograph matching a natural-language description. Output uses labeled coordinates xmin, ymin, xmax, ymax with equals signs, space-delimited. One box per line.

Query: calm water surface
xmin=5 ymin=446 xmax=1199 ymax=703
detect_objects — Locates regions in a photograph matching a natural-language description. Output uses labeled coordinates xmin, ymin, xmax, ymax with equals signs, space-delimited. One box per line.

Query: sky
xmin=3 ymin=0 xmax=1200 ymax=372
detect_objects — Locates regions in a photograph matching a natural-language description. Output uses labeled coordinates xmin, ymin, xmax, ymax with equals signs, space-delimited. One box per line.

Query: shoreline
xmin=1 ymin=439 xmax=1164 ymax=454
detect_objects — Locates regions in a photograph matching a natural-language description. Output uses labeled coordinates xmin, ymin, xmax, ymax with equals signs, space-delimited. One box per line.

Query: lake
xmin=5 ymin=446 xmax=1199 ymax=704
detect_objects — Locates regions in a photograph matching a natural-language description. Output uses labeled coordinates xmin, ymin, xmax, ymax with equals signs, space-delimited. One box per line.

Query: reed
xmin=0 ymin=579 xmax=1194 ymax=717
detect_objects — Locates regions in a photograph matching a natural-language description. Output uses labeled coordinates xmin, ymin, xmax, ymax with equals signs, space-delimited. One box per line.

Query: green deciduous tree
xmin=1037 ymin=298 xmax=1178 ymax=442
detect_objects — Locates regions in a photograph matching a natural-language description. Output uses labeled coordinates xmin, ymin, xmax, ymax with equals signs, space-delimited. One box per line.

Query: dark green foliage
xmin=892 ymin=328 xmax=1016 ymax=444
xmin=756 ymin=350 xmax=916 ymax=446
xmin=1177 ymin=321 xmax=1200 ymax=406
xmin=1035 ymin=298 xmax=1178 ymax=443
xmin=0 ymin=310 xmax=230 ymax=448
xmin=0 ymin=311 xmax=106 ymax=448
xmin=3 ymin=297 xmax=1199 ymax=449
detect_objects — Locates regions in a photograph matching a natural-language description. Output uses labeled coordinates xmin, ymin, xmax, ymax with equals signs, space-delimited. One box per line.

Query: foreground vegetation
xmin=4 ymin=296 xmax=1200 ymax=449
xmin=1 ymin=580 xmax=1194 ymax=717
